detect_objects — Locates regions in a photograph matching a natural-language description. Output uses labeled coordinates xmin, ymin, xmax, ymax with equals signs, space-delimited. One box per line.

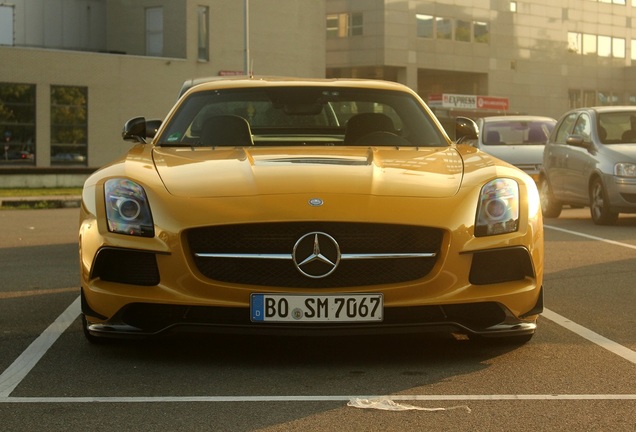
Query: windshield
xmin=482 ymin=119 xmax=555 ymax=146
xmin=597 ymin=111 xmax=636 ymax=144
xmin=157 ymin=86 xmax=448 ymax=147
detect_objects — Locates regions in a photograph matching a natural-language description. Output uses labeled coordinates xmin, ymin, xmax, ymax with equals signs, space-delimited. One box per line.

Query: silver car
xmin=470 ymin=115 xmax=556 ymax=182
xmin=540 ymin=106 xmax=636 ymax=225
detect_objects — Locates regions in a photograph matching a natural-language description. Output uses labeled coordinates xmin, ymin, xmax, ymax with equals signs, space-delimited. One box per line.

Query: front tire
xmin=589 ymin=178 xmax=618 ymax=225
xmin=539 ymin=177 xmax=562 ymax=218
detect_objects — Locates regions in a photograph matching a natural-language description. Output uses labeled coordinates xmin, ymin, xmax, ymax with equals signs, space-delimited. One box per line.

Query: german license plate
xmin=250 ymin=293 xmax=383 ymax=322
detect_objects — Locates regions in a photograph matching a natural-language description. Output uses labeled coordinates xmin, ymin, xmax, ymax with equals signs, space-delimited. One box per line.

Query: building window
xmin=50 ymin=86 xmax=87 ymax=165
xmin=326 ymin=12 xmax=363 ymax=38
xmin=145 ymin=7 xmax=163 ymax=56
xmin=568 ymin=89 xmax=581 ymax=109
xmin=474 ymin=21 xmax=489 ymax=43
xmin=583 ymin=34 xmax=597 ymax=55
xmin=416 ymin=14 xmax=434 ymax=38
xmin=0 ymin=5 xmax=13 ymax=46
xmin=598 ymin=91 xmax=621 ymax=105
xmin=417 ymin=15 xmax=489 ymax=44
xmin=568 ymin=32 xmax=625 ymax=58
xmin=326 ymin=14 xmax=340 ymax=38
xmin=568 ymin=89 xmax=622 ymax=108
xmin=612 ymin=37 xmax=625 ymax=58
xmin=435 ymin=17 xmax=452 ymax=40
xmin=197 ymin=6 xmax=209 ymax=61
xmin=350 ymin=13 xmax=363 ymax=36
xmin=0 ymin=83 xmax=35 ymax=165
xmin=598 ymin=35 xmax=612 ymax=57
xmin=455 ymin=20 xmax=471 ymax=42
xmin=583 ymin=90 xmax=596 ymax=106
xmin=568 ymin=32 xmax=581 ymax=53
xmin=510 ymin=1 xmax=517 ymax=12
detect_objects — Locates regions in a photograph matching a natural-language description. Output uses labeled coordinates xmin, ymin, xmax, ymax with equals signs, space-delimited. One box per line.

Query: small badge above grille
xmin=308 ymin=198 xmax=323 ymax=207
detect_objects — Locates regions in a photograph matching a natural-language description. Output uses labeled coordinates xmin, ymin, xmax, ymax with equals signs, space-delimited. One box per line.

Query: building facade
xmin=326 ymin=0 xmax=636 ymax=129
xmin=1 ymin=0 xmax=635 ymax=186
xmin=0 ymin=0 xmax=325 ymax=186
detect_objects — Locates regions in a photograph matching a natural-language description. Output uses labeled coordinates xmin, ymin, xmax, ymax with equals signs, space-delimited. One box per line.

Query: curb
xmin=0 ymin=195 xmax=82 ymax=209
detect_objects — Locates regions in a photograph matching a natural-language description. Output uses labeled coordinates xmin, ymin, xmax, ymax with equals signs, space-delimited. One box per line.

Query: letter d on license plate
xmin=250 ymin=294 xmax=383 ymax=322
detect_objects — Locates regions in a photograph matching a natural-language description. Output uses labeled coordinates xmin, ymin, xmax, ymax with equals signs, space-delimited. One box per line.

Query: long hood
xmin=152 ymin=146 xmax=464 ymax=198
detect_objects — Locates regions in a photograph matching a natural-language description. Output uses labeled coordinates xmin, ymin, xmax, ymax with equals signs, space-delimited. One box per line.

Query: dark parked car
xmin=540 ymin=106 xmax=636 ymax=225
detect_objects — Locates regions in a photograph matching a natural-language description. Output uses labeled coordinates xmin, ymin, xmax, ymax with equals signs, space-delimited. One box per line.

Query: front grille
xmin=187 ymin=222 xmax=443 ymax=288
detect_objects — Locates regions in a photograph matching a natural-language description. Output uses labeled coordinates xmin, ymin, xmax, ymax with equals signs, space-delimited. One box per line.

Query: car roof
xmin=179 ymin=75 xmax=415 ymax=98
xmin=580 ymin=106 xmax=636 ymax=114
xmin=480 ymin=115 xmax=556 ymax=123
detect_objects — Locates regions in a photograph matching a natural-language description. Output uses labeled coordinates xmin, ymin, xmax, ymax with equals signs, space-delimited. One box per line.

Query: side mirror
xmin=122 ymin=117 xmax=162 ymax=143
xmin=565 ymin=134 xmax=592 ymax=150
xmin=146 ymin=119 xmax=162 ymax=139
xmin=455 ymin=116 xmax=479 ymax=143
xmin=565 ymin=135 xmax=596 ymax=154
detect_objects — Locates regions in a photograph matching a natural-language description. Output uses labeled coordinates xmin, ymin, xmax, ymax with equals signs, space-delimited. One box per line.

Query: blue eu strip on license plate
xmin=250 ymin=293 xmax=383 ymax=322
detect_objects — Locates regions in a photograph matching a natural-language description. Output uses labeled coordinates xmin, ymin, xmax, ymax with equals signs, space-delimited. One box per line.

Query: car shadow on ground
xmin=33 ymin=324 xmax=528 ymax=398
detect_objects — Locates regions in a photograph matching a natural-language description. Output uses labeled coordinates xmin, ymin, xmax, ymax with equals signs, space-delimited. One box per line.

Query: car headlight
xmin=475 ymin=178 xmax=519 ymax=237
xmin=615 ymin=163 xmax=636 ymax=177
xmin=105 ymin=179 xmax=154 ymax=237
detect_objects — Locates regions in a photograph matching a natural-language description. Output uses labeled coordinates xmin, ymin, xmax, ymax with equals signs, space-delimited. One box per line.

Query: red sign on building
xmin=218 ymin=70 xmax=245 ymax=76
xmin=477 ymin=96 xmax=510 ymax=111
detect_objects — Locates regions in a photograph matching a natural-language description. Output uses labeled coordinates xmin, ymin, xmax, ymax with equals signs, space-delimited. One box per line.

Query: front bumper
xmin=81 ymin=182 xmax=544 ymax=342
xmin=82 ymin=287 xmax=542 ymax=340
xmin=608 ymin=175 xmax=636 ymax=213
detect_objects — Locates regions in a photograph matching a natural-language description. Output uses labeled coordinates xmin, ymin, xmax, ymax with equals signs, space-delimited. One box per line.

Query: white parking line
xmin=1 ymin=394 xmax=636 ymax=403
xmin=544 ymin=224 xmax=636 ymax=250
xmin=542 ymin=309 xmax=636 ymax=365
xmin=542 ymin=224 xmax=636 ymax=365
xmin=0 ymin=296 xmax=80 ymax=398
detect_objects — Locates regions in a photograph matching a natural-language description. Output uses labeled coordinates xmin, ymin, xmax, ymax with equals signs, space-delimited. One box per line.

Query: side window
xmin=554 ymin=113 xmax=577 ymax=143
xmin=573 ymin=113 xmax=591 ymax=142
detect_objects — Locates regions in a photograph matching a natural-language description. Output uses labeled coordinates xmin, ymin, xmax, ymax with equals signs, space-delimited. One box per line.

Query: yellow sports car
xmin=79 ymin=77 xmax=543 ymax=344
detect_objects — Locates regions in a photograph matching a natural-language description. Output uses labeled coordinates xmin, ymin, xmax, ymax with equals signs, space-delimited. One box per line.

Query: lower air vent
xmin=620 ymin=193 xmax=636 ymax=203
xmin=91 ymin=248 xmax=160 ymax=286
xmin=469 ymin=246 xmax=534 ymax=285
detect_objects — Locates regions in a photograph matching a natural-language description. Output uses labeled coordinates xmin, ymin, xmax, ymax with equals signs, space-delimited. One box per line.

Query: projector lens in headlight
xmin=105 ymin=179 xmax=154 ymax=237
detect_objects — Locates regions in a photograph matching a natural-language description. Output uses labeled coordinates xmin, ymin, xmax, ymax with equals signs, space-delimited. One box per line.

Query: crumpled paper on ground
xmin=347 ymin=398 xmax=471 ymax=413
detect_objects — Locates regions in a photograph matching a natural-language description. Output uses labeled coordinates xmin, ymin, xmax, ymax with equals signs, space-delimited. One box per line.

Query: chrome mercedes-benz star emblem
xmin=292 ymin=232 xmax=341 ymax=278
